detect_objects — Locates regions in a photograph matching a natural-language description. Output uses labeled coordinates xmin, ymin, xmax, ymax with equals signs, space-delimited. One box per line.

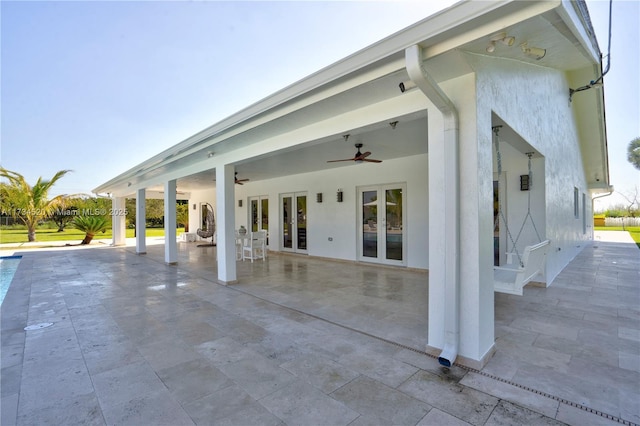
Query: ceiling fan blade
xmin=363 ymin=158 xmax=383 ymax=163
xmin=360 ymin=151 xmax=372 ymax=158
xmin=327 ymin=158 xmax=356 ymax=163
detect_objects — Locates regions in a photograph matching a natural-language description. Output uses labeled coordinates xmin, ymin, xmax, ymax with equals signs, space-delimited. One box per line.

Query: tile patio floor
xmin=1 ymin=232 xmax=638 ymax=425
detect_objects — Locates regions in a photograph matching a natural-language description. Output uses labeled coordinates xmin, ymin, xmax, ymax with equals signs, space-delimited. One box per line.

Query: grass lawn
xmin=0 ymin=227 xmax=185 ymax=245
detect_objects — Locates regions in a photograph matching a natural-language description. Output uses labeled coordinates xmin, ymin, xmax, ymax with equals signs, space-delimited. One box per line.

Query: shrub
xmin=73 ymin=215 xmax=108 ymax=245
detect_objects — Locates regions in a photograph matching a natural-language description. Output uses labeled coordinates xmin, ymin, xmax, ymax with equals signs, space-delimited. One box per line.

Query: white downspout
xmin=404 ymin=44 xmax=460 ymax=367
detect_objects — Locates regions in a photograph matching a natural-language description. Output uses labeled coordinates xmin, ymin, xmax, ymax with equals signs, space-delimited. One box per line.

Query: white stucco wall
xmin=493 ymin=141 xmax=547 ymax=263
xmin=188 ymin=190 xmax=217 ymax=242
xmin=473 ymin=54 xmax=592 ymax=285
xmin=237 ymin=154 xmax=430 ymax=269
xmin=426 ymin=71 xmax=496 ymax=363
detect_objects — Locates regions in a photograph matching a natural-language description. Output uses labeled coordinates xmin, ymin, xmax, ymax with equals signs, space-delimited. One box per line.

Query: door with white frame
xmin=280 ymin=192 xmax=307 ymax=254
xmin=358 ymin=184 xmax=406 ymax=265
xmin=249 ymin=196 xmax=269 ymax=244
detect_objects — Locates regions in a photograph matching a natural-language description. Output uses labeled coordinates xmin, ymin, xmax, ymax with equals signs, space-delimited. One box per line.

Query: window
xmin=574 ymin=187 xmax=579 ymax=219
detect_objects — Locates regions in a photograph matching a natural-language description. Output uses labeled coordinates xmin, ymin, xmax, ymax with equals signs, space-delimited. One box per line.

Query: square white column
xmin=216 ymin=165 xmax=237 ymax=284
xmin=136 ymin=188 xmax=146 ymax=254
xmin=112 ymin=196 xmax=126 ymax=246
xmin=164 ymin=180 xmax=178 ymax=264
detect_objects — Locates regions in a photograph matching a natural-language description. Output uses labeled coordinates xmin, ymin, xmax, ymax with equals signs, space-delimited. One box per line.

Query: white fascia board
xmin=94 ymin=0 xmax=555 ymax=195
xmin=557 ymin=0 xmax=601 ymax=64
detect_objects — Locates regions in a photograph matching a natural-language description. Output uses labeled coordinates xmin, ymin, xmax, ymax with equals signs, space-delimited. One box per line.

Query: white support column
xmin=427 ymin=83 xmax=495 ymax=369
xmin=112 ymin=196 xmax=126 ymax=246
xmin=427 ymin=111 xmax=447 ymax=352
xmin=136 ymin=188 xmax=146 ymax=254
xmin=164 ymin=180 xmax=178 ymax=264
xmin=216 ymin=164 xmax=237 ymax=284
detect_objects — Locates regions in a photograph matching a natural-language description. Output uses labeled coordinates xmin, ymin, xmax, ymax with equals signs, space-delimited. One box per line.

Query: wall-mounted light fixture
xmin=316 ymin=193 xmax=323 ymax=203
xmin=520 ymin=174 xmax=530 ymax=191
xmin=520 ymin=43 xmax=546 ymax=60
xmin=193 ymin=203 xmax=196 ymax=210
xmin=337 ymin=189 xmax=343 ymax=203
xmin=238 ymin=200 xmax=243 ymax=207
xmin=486 ymin=32 xmax=515 ymax=53
xmin=389 ymin=121 xmax=398 ymax=130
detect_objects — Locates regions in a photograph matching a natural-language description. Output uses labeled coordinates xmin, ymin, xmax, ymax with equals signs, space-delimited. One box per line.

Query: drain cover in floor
xmin=24 ymin=322 xmax=54 ymax=331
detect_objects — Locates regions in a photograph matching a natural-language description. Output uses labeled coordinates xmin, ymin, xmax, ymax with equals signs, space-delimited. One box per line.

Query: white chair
xmin=242 ymin=230 xmax=267 ymax=262
xmin=234 ymin=231 xmax=244 ymax=261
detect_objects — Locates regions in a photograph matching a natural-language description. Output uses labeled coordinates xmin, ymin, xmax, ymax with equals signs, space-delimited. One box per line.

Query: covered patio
xmin=2 ymin=233 xmax=637 ymax=425
xmin=95 ymin=0 xmax=612 ymax=370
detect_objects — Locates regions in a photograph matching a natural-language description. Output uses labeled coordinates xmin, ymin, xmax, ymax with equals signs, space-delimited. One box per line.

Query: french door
xmin=249 ymin=196 xmax=269 ymax=243
xmin=281 ymin=192 xmax=307 ymax=254
xmin=358 ymin=184 xmax=406 ymax=265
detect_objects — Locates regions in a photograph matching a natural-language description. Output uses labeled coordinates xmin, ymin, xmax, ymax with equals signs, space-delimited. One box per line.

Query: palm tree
xmin=628 ymin=137 xmax=640 ymax=171
xmin=0 ymin=168 xmax=71 ymax=242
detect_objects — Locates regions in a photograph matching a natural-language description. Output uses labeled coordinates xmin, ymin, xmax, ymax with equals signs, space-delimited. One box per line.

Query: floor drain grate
xmin=24 ymin=322 xmax=54 ymax=331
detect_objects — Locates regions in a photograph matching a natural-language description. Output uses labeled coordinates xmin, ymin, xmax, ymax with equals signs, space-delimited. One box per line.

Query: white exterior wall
xmin=188 ymin=188 xmax=217 ymax=242
xmin=188 ymin=154 xmax=429 ymax=269
xmin=236 ymin=154 xmax=429 ymax=268
xmin=473 ymin=54 xmax=592 ymax=285
xmin=494 ymin=142 xmax=547 ymax=261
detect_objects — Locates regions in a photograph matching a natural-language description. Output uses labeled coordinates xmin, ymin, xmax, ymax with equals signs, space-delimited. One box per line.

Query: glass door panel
xmin=362 ymin=190 xmax=377 ymax=258
xmin=296 ymin=195 xmax=307 ymax=250
xmin=385 ymin=188 xmax=403 ymax=260
xmin=282 ymin=195 xmax=293 ymax=249
xmin=261 ymin=199 xmax=269 ymax=232
xmin=250 ymin=199 xmax=259 ymax=232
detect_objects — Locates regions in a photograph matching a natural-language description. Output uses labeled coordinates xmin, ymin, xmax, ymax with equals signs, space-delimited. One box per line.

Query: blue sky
xmin=1 ymin=1 xmax=638 ymax=210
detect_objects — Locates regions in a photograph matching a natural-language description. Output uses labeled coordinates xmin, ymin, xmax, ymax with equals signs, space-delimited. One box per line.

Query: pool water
xmin=1 ymin=256 xmax=22 ymax=306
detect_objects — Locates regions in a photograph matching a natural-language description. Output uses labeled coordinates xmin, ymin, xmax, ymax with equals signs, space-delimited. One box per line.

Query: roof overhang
xmin=93 ymin=0 xmax=608 ymax=197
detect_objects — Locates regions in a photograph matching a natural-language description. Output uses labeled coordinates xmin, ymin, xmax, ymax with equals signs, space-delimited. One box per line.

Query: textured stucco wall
xmin=472 ymin=53 xmax=592 ymax=285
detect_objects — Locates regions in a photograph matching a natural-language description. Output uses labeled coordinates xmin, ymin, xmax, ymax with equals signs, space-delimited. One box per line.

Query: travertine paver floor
xmin=1 ymin=233 xmax=638 ymax=425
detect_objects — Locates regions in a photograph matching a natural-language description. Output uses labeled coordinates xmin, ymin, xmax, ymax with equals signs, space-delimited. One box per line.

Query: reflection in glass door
xmin=362 ymin=190 xmax=378 ymax=258
xmin=359 ymin=184 xmax=405 ymax=265
xmin=281 ymin=192 xmax=307 ymax=253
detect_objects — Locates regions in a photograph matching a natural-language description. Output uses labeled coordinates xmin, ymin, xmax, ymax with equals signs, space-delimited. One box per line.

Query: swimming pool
xmin=1 ymin=256 xmax=22 ymax=306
